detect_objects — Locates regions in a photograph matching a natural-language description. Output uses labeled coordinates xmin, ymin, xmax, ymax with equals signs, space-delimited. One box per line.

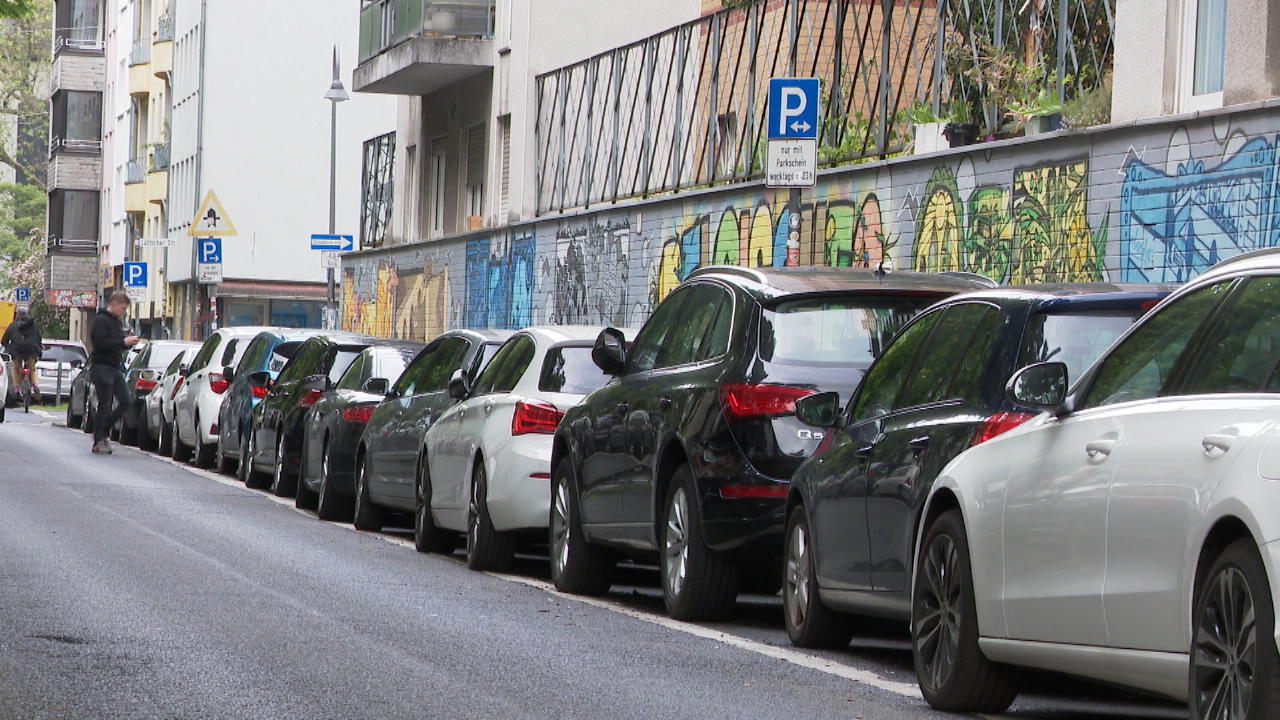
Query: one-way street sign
xmin=310 ymin=234 xmax=354 ymax=252
xmin=768 ymin=78 xmax=820 ymax=140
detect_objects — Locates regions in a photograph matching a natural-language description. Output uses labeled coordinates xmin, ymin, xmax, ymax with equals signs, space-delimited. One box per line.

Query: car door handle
xmin=1202 ymin=433 xmax=1236 ymax=455
xmin=908 ymin=435 xmax=930 ymax=452
xmin=616 ymin=401 xmax=630 ymax=415
xmin=1085 ymin=439 xmax=1116 ymax=458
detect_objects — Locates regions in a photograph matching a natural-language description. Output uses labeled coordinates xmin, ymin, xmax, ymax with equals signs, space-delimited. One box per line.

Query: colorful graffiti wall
xmin=343 ymin=106 xmax=1280 ymax=339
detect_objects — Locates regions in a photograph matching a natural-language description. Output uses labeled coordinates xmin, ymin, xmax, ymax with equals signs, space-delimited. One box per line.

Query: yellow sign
xmin=187 ymin=190 xmax=238 ymax=237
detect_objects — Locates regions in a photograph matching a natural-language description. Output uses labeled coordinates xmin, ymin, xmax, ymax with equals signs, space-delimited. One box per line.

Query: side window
xmin=627 ymin=287 xmax=692 ymax=374
xmin=1084 ymin=281 xmax=1232 ymax=408
xmin=278 ymin=340 xmax=325 ymax=383
xmin=1183 ymin=276 xmax=1280 ymax=394
xmin=165 ymin=351 xmax=185 ymax=375
xmin=657 ymin=285 xmax=723 ymax=368
xmin=394 ymin=346 xmax=436 ymax=397
xmin=236 ymin=337 xmax=269 ymax=374
xmin=697 ymin=288 xmax=734 ymax=361
xmin=190 ymin=335 xmax=220 ymax=370
xmin=897 ymin=303 xmax=1000 ymax=408
xmin=219 ymin=339 xmax=239 ymax=369
xmin=473 ymin=335 xmax=536 ymax=395
xmin=130 ymin=346 xmax=151 ymax=370
xmin=336 ymin=353 xmax=369 ymax=391
xmin=413 ymin=337 xmax=472 ymax=395
xmin=851 ymin=310 xmax=942 ymax=422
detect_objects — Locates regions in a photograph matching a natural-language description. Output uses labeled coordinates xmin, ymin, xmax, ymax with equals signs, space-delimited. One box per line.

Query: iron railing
xmin=46 ymin=237 xmax=97 ymax=256
xmin=149 ymin=143 xmax=170 ymax=172
xmin=129 ymin=39 xmax=150 ymax=66
xmin=126 ymin=160 xmax=145 ymax=184
xmin=155 ymin=12 xmax=175 ymax=42
xmin=359 ymin=0 xmax=495 ymax=63
xmin=534 ymin=0 xmax=1115 ymax=214
xmin=50 ymin=136 xmax=103 ymax=155
xmin=54 ymin=34 xmax=104 ymax=55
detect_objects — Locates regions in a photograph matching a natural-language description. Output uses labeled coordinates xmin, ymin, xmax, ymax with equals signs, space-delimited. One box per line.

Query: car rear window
xmin=269 ymin=341 xmax=303 ymax=373
xmin=539 ymin=345 xmax=610 ymax=394
xmin=147 ymin=344 xmax=187 ymax=370
xmin=1019 ymin=310 xmax=1144 ymax=386
xmin=759 ymin=295 xmax=937 ymax=367
xmin=329 ymin=347 xmax=366 ymax=383
xmin=42 ymin=345 xmax=87 ymax=364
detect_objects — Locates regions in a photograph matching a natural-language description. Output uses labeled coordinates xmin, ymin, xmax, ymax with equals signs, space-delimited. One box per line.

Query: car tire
xmin=0 ymin=403 xmax=6 ymax=423
xmin=783 ymin=505 xmax=854 ymax=648
xmin=912 ymin=510 xmax=1017 ymax=713
xmin=137 ymin=414 xmax=154 ymax=451
xmin=660 ymin=465 xmax=739 ymax=621
xmin=119 ymin=410 xmax=138 ymax=446
xmin=171 ymin=416 xmax=192 ymax=463
xmin=270 ymin=432 xmax=295 ymax=498
xmin=549 ymin=459 xmax=614 ymax=595
xmin=352 ymin=454 xmax=384 ymax=532
xmin=465 ymin=462 xmax=516 ymax=572
xmin=193 ymin=414 xmax=216 ymax=468
xmin=66 ymin=401 xmax=81 ymax=429
xmin=295 ymin=445 xmax=318 ymax=510
xmin=81 ymin=397 xmax=93 ymax=434
xmin=315 ymin=440 xmax=353 ymax=522
xmin=414 ymin=456 xmax=454 ymax=554
xmin=216 ymin=433 xmax=237 ymax=475
xmin=158 ymin=413 xmax=173 ymax=456
xmin=242 ymin=428 xmax=268 ymax=490
xmin=1190 ymin=538 xmax=1280 ymax=720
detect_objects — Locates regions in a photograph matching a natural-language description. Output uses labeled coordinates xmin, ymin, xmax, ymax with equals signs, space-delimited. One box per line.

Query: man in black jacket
xmin=90 ymin=291 xmax=140 ymax=454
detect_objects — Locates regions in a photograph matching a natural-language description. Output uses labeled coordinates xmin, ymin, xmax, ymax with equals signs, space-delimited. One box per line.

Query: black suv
xmin=782 ymin=283 xmax=1171 ymax=647
xmin=549 ymin=266 xmax=990 ymax=620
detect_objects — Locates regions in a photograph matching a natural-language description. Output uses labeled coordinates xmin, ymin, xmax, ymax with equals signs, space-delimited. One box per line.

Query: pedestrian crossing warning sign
xmin=187 ymin=190 xmax=238 ymax=237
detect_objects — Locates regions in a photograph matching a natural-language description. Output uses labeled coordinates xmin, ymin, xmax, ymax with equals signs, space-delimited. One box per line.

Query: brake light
xmin=720 ymin=483 xmax=789 ymax=499
xmin=135 ymin=377 xmax=158 ymax=393
xmin=300 ymin=389 xmax=324 ymax=408
xmin=970 ymin=412 xmax=1036 ymax=446
xmin=719 ymin=383 xmax=815 ymax=423
xmin=1140 ymin=299 xmax=1160 ymax=311
xmin=340 ymin=404 xmax=376 ymax=423
xmin=251 ymin=384 xmax=270 ymax=399
xmin=512 ymin=400 xmax=563 ymax=436
xmin=209 ymin=373 xmax=229 ymax=394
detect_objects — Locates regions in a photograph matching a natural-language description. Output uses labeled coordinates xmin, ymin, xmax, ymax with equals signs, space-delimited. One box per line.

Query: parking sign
xmin=124 ymin=261 xmax=148 ymax=287
xmin=767 ymin=78 xmax=819 ymax=140
xmin=197 ymin=238 xmax=222 ymax=265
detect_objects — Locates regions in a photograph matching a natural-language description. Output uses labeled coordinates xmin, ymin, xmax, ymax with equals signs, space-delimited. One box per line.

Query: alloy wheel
xmin=1194 ymin=566 xmax=1257 ymax=718
xmin=785 ymin=522 xmax=811 ymax=630
xmin=273 ymin=435 xmax=286 ymax=490
xmin=916 ymin=533 xmax=962 ymax=692
xmin=319 ymin=445 xmax=332 ymax=505
xmin=467 ymin=471 xmax=482 ymax=557
xmin=663 ymin=486 xmax=690 ymax=599
xmin=551 ymin=479 xmax=571 ymax=577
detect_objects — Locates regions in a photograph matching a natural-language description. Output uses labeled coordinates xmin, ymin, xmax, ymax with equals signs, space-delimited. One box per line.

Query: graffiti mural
xmin=544 ymin=219 xmax=635 ymax=326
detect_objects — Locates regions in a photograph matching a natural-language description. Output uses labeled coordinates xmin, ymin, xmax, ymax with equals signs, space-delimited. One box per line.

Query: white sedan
xmin=420 ymin=326 xmax=614 ymax=571
xmin=172 ymin=326 xmax=274 ymax=466
xmin=912 ymin=248 xmax=1280 ymax=718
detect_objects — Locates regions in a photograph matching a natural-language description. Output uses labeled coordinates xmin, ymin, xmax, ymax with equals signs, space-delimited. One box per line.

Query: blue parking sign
xmin=197 ymin=237 xmax=222 ymax=265
xmin=124 ymin=261 xmax=148 ymax=287
xmin=768 ymin=78 xmax=820 ymax=140
xmin=14 ymin=288 xmax=29 ymax=303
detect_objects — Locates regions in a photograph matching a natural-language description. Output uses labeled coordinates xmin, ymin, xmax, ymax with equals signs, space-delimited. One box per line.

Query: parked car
xmin=215 ymin=328 xmax=318 ymax=474
xmin=549 ymin=266 xmax=990 ymax=620
xmin=909 ymin=248 xmax=1280 ymax=717
xmin=297 ymin=341 xmax=425 ymax=518
xmin=240 ymin=332 xmax=375 ymax=497
xmin=147 ymin=347 xmax=201 ymax=456
xmin=421 ymin=326 xmax=615 ymax=571
xmin=66 ymin=362 xmax=90 ymax=429
xmin=354 ymin=329 xmax=510 ymax=537
xmin=172 ymin=326 xmax=274 ymax=466
xmin=781 ymin=283 xmax=1173 ymax=648
xmin=36 ymin=340 xmax=87 ymax=402
xmin=116 ymin=340 xmax=199 ymax=446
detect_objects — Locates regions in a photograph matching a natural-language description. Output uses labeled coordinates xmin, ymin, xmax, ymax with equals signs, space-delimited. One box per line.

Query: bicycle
xmin=18 ymin=365 xmax=34 ymax=413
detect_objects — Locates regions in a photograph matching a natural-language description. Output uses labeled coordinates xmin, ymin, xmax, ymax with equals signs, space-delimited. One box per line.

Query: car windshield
xmin=41 ymin=345 xmax=87 ymax=364
xmin=759 ymin=295 xmax=937 ymax=367
xmin=539 ymin=345 xmax=610 ymax=394
xmin=1019 ymin=310 xmax=1145 ymax=387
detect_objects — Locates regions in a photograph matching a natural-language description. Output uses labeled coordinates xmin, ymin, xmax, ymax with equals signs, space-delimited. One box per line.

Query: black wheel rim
xmin=468 ymin=468 xmax=483 ymax=557
xmin=551 ymin=476 xmax=570 ymax=578
xmin=916 ymin=533 xmax=962 ymax=692
xmin=415 ymin=463 xmax=427 ymax=538
xmin=1194 ymin=566 xmax=1257 ymax=719
xmin=355 ymin=461 xmax=368 ymax=519
xmin=274 ymin=436 xmax=285 ymax=490
xmin=318 ymin=445 xmax=330 ymax=508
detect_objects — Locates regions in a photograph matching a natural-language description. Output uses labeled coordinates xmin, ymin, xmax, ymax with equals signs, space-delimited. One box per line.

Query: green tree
xmin=0 ymin=0 xmax=51 ymax=187
xmin=0 ymin=1 xmax=35 ymax=18
xmin=0 ymin=181 xmax=44 ymax=256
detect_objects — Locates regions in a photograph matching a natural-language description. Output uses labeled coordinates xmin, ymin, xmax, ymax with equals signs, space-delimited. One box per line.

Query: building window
xmin=405 ymin=144 xmax=419 ymax=241
xmin=50 ymin=90 xmax=102 ymax=154
xmin=49 ymin=189 xmax=100 ymax=250
xmin=361 ymin=132 xmax=395 ymax=249
xmin=498 ymin=115 xmax=511 ymax=222
xmin=715 ymin=112 xmax=739 ymax=178
xmin=54 ymin=0 xmax=104 ymax=53
xmin=1179 ymin=0 xmax=1227 ymax=111
xmin=464 ymin=123 xmax=486 ymax=227
xmin=430 ymin=138 xmax=447 ymax=237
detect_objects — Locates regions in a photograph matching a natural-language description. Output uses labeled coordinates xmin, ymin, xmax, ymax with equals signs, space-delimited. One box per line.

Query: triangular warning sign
xmin=187 ymin=190 xmax=238 ymax=237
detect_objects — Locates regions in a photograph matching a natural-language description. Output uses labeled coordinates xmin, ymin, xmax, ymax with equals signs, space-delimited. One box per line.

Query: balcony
xmin=129 ymin=39 xmax=150 ymax=66
xmin=50 ymin=137 xmax=102 ymax=156
xmin=126 ymin=159 xmax=145 ymax=184
xmin=155 ymin=12 xmax=174 ymax=43
xmin=46 ymin=237 xmax=98 ymax=256
xmin=54 ymin=34 xmax=104 ymax=55
xmin=149 ymin=143 xmax=169 ymax=172
xmin=355 ymin=0 xmax=494 ymax=95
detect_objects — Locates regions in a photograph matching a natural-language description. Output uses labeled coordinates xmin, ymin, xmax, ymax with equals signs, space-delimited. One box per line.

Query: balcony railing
xmin=129 ymin=39 xmax=150 ymax=66
xmin=359 ymin=0 xmax=495 ymax=63
xmin=155 ymin=12 xmax=175 ymax=42
xmin=46 ymin=237 xmax=98 ymax=256
xmin=126 ymin=160 xmax=145 ymax=184
xmin=50 ymin=136 xmax=103 ymax=155
xmin=149 ymin=143 xmax=170 ymax=172
xmin=54 ymin=33 xmax=105 ymax=55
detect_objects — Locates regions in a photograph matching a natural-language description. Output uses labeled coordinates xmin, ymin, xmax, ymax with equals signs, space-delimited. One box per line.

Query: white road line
xmin=128 ymin=442 xmax=922 ymax=701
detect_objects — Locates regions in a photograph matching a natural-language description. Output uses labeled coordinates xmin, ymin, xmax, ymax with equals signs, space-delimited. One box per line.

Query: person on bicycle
xmin=90 ymin=292 xmax=140 ymax=454
xmin=2 ymin=306 xmax=42 ymax=399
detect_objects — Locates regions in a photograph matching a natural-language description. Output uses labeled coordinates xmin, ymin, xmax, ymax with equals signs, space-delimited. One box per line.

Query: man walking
xmin=90 ymin=291 xmax=140 ymax=454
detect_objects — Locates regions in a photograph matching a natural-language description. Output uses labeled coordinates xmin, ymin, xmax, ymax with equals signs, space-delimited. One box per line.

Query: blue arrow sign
xmin=768 ymin=78 xmax=820 ymax=140
xmin=196 ymin=237 xmax=222 ymax=264
xmin=14 ymin=288 xmax=29 ymax=303
xmin=310 ymin=234 xmax=354 ymax=252
xmin=124 ymin=261 xmax=148 ymax=287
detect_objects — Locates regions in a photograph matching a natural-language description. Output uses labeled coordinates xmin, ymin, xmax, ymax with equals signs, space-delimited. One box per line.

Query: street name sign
xmin=311 ymin=234 xmax=354 ymax=252
xmin=766 ymin=78 xmax=819 ymax=188
xmin=188 ymin=190 xmax=238 ymax=237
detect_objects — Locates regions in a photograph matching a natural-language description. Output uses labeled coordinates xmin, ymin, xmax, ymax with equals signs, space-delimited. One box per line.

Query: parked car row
xmin=79 ymin=253 xmax=1280 ymax=718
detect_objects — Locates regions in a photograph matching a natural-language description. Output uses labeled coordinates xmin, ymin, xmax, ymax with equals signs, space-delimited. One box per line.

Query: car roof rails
xmin=938 ymin=271 xmax=999 ymax=288
xmin=688 ymin=265 xmax=770 ymax=284
xmin=1204 ymin=247 xmax=1280 ymax=272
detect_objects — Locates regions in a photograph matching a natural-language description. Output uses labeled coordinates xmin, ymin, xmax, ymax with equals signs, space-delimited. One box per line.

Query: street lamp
xmin=324 ymin=45 xmax=349 ymax=328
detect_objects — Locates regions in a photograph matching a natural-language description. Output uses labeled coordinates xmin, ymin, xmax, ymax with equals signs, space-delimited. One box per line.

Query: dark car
xmin=215 ymin=329 xmax=319 ymax=474
xmin=549 ymin=266 xmax=992 ymax=621
xmin=296 ymin=341 xmax=425 ymax=518
xmin=117 ymin=340 xmax=200 ymax=447
xmin=354 ymin=329 xmax=510 ymax=536
xmin=65 ymin=361 xmax=92 ymax=430
xmin=781 ymin=282 xmax=1173 ymax=647
xmin=240 ymin=332 xmax=375 ymax=496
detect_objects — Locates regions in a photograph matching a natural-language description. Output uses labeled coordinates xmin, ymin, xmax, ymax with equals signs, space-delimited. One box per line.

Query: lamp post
xmin=324 ymin=45 xmax=349 ymax=328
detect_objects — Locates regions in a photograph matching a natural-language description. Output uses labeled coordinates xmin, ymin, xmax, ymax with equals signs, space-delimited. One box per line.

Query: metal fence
xmin=534 ymin=0 xmax=1114 ymax=214
xmin=359 ymin=0 xmax=495 ymax=63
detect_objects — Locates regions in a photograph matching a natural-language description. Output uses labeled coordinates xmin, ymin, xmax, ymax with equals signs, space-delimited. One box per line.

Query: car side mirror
xmin=1006 ymin=362 xmax=1070 ymax=413
xmin=591 ymin=327 xmax=627 ymax=375
xmin=302 ymin=373 xmax=332 ymax=393
xmin=246 ymin=370 xmax=271 ymax=389
xmin=362 ymin=377 xmax=389 ymax=395
xmin=222 ymin=365 xmax=236 ymax=383
xmin=795 ymin=392 xmax=842 ymax=428
xmin=447 ymin=368 xmax=470 ymax=401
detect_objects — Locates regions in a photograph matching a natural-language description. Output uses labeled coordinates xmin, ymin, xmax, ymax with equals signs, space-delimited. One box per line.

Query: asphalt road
xmin=0 ymin=409 xmax=1187 ymax=719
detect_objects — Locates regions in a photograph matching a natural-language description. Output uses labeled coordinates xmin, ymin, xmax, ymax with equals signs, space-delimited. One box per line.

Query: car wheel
xmin=171 ymin=415 xmax=192 ymax=462
xmin=81 ymin=397 xmax=93 ymax=434
xmin=1191 ymin=538 xmax=1280 ymax=719
xmin=216 ymin=432 xmax=237 ymax=475
xmin=158 ymin=413 xmax=173 ymax=456
xmin=414 ymin=456 xmax=455 ymax=554
xmin=912 ymin=509 xmax=1017 ymax=713
xmin=295 ymin=444 xmax=318 ymax=510
xmin=119 ymin=412 xmax=138 ymax=446
xmin=783 ymin=504 xmax=854 ymax=648
xmin=549 ymin=459 xmax=614 ymax=595
xmin=242 ymin=428 xmax=268 ymax=490
xmin=270 ymin=432 xmax=294 ymax=498
xmin=193 ymin=414 xmax=216 ymax=468
xmin=465 ymin=461 xmax=516 ymax=572
xmin=66 ymin=400 xmax=81 ymax=429
xmin=137 ymin=413 xmax=154 ymax=451
xmin=352 ymin=454 xmax=384 ymax=532
xmin=661 ymin=465 xmax=739 ymax=621
xmin=315 ymin=441 xmax=353 ymax=521
xmin=0 ymin=403 xmax=5 ymax=423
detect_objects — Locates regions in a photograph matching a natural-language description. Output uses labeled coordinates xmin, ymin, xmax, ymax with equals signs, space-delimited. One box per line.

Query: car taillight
xmin=300 ymin=389 xmax=324 ymax=408
xmin=512 ymin=400 xmax=563 ymax=436
xmin=971 ymin=412 xmax=1036 ymax=446
xmin=171 ymin=377 xmax=185 ymax=400
xmin=135 ymin=377 xmax=158 ymax=394
xmin=340 ymin=404 xmax=376 ymax=423
xmin=719 ymin=383 xmax=815 ymax=423
xmin=209 ymin=373 xmax=229 ymax=394
xmin=251 ymin=383 xmax=270 ymax=399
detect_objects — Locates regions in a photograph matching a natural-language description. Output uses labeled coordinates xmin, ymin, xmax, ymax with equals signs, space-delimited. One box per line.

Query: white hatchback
xmin=912 ymin=248 xmax=1280 ymax=718
xmin=172 ymin=326 xmax=274 ymax=466
xmin=420 ymin=326 xmax=614 ymax=571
